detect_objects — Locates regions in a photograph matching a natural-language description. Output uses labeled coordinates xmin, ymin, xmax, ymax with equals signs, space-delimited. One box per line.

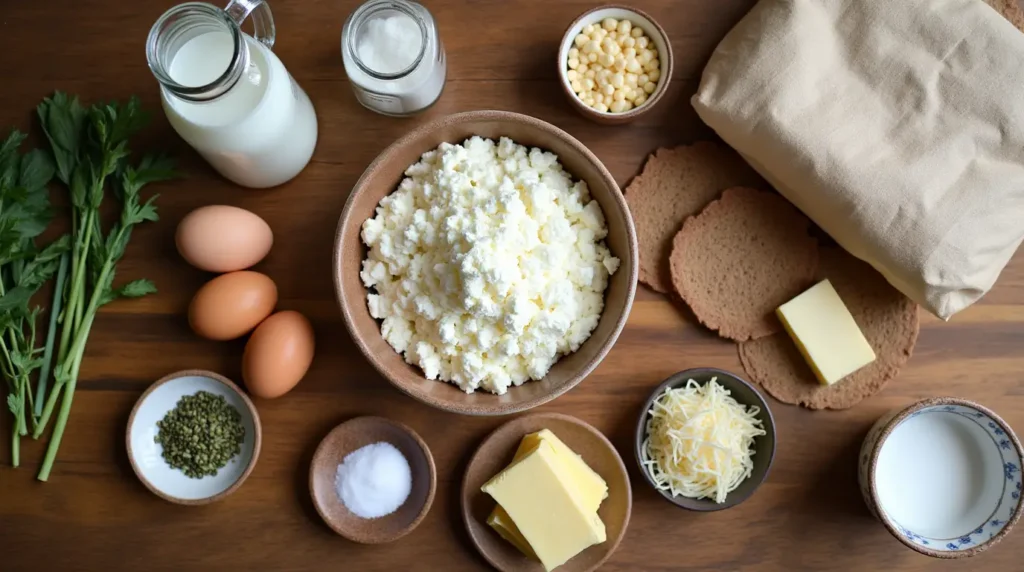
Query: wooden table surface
xmin=3 ymin=0 xmax=1024 ymax=570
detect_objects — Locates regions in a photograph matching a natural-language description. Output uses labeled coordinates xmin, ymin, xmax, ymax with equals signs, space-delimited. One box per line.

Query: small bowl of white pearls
xmin=558 ymin=5 xmax=673 ymax=124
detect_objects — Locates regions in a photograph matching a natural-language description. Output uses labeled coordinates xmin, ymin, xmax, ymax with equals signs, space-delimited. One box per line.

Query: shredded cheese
xmin=641 ymin=377 xmax=766 ymax=503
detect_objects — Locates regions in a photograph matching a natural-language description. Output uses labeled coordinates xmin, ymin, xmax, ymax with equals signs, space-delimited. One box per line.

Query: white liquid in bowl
xmin=875 ymin=411 xmax=1004 ymax=539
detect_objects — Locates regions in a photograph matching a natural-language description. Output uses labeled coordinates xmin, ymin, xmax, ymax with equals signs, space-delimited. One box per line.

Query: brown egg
xmin=189 ymin=271 xmax=278 ymax=340
xmin=176 ymin=205 xmax=273 ymax=272
xmin=242 ymin=311 xmax=315 ymax=399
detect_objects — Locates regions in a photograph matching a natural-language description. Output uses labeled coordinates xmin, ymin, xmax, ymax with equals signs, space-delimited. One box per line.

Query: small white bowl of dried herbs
xmin=127 ymin=370 xmax=262 ymax=505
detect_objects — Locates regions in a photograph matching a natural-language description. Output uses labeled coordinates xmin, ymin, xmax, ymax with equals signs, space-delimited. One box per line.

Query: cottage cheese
xmin=360 ymin=136 xmax=620 ymax=394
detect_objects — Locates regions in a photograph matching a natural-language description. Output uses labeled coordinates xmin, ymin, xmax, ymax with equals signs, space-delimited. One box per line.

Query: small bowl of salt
xmin=310 ymin=416 xmax=436 ymax=544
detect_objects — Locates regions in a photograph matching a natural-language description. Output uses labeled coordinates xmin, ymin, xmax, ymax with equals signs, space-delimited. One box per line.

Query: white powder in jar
xmin=341 ymin=1 xmax=447 ymax=116
xmin=356 ymin=14 xmax=423 ymax=74
xmin=334 ymin=441 xmax=412 ymax=519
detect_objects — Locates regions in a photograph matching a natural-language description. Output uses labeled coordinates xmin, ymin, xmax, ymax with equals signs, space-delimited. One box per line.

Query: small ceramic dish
xmin=635 ymin=368 xmax=776 ymax=511
xmin=557 ymin=5 xmax=674 ymax=125
xmin=859 ymin=397 xmax=1024 ymax=558
xmin=310 ymin=416 xmax=436 ymax=544
xmin=126 ymin=370 xmax=261 ymax=505
xmin=462 ymin=412 xmax=632 ymax=572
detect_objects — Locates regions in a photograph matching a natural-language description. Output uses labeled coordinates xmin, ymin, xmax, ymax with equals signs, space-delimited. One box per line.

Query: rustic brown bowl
xmin=461 ymin=412 xmax=632 ymax=572
xmin=309 ymin=416 xmax=436 ymax=544
xmin=334 ymin=110 xmax=638 ymax=416
xmin=126 ymin=369 xmax=262 ymax=506
xmin=558 ymin=5 xmax=674 ymax=125
xmin=635 ymin=368 xmax=776 ymax=511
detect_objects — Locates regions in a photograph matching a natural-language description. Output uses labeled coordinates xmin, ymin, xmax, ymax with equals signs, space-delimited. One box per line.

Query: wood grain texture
xmin=1 ymin=0 xmax=1023 ymax=570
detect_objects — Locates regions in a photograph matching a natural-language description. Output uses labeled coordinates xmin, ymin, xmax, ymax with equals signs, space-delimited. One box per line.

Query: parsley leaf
xmin=36 ymin=92 xmax=88 ymax=185
xmin=118 ymin=279 xmax=157 ymax=299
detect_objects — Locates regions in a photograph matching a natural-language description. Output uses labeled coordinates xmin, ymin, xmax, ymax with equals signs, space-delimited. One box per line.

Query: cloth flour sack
xmin=692 ymin=0 xmax=1024 ymax=319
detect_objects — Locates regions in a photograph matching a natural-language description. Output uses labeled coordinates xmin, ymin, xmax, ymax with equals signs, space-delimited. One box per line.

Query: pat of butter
xmin=777 ymin=279 xmax=877 ymax=385
xmin=518 ymin=429 xmax=608 ymax=508
xmin=487 ymin=429 xmax=608 ymax=560
xmin=486 ymin=508 xmax=537 ymax=559
xmin=482 ymin=440 xmax=607 ymax=571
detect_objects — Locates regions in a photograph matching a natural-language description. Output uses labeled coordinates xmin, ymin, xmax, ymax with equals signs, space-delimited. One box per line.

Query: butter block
xmin=482 ymin=441 xmax=607 ymax=571
xmin=487 ymin=508 xmax=537 ymax=559
xmin=513 ymin=429 xmax=607 ymax=509
xmin=487 ymin=429 xmax=608 ymax=560
xmin=776 ymin=279 xmax=877 ymax=385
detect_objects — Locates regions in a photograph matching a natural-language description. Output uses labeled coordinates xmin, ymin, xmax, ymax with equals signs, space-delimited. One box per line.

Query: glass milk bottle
xmin=147 ymin=1 xmax=318 ymax=188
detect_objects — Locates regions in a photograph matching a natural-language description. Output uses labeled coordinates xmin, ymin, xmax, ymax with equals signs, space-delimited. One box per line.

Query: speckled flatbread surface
xmin=669 ymin=187 xmax=819 ymax=341
xmin=624 ymin=142 xmax=763 ymax=293
xmin=738 ymin=248 xmax=920 ymax=410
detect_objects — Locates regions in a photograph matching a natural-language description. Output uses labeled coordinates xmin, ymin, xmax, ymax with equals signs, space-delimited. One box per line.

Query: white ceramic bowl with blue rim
xmin=859 ymin=397 xmax=1023 ymax=558
xmin=127 ymin=370 xmax=262 ymax=505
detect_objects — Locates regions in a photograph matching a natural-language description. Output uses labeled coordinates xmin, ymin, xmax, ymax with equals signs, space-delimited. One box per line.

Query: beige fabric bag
xmin=692 ymin=0 xmax=1024 ymax=319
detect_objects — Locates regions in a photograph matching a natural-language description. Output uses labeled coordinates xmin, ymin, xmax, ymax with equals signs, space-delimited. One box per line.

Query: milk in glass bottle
xmin=146 ymin=1 xmax=317 ymax=188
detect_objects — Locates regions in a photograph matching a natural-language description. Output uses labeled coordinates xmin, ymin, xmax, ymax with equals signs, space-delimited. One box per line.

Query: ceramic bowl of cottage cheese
xmin=334 ymin=110 xmax=637 ymax=415
xmin=859 ymin=397 xmax=1024 ymax=558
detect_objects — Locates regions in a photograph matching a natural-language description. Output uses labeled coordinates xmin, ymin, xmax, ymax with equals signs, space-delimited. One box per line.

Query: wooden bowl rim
xmin=125 ymin=369 xmax=263 ymax=506
xmin=333 ymin=109 xmax=638 ymax=416
xmin=865 ymin=397 xmax=1024 ymax=559
xmin=556 ymin=4 xmax=675 ymax=124
xmin=634 ymin=367 xmax=777 ymax=512
xmin=460 ymin=411 xmax=632 ymax=572
xmin=308 ymin=416 xmax=437 ymax=544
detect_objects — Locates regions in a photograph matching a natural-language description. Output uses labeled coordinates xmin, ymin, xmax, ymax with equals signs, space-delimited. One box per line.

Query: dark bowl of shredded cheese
xmin=634 ymin=367 xmax=776 ymax=511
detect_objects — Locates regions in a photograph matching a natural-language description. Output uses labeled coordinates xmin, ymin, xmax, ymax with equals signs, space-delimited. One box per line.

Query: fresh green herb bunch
xmin=0 ymin=130 xmax=70 ymax=467
xmin=155 ymin=391 xmax=246 ymax=479
xmin=0 ymin=92 xmax=176 ymax=479
xmin=31 ymin=92 xmax=178 ymax=481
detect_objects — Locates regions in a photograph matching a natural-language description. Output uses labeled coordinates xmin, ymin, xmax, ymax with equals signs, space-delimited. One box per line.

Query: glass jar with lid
xmin=341 ymin=0 xmax=446 ymax=116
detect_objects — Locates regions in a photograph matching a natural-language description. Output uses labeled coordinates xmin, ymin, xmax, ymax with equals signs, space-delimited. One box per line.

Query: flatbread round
xmin=669 ymin=187 xmax=819 ymax=341
xmin=985 ymin=0 xmax=1024 ymax=33
xmin=738 ymin=248 xmax=920 ymax=410
xmin=624 ymin=142 xmax=764 ymax=293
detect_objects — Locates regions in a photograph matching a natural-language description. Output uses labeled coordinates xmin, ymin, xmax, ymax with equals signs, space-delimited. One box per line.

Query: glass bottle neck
xmin=147 ymin=2 xmax=249 ymax=103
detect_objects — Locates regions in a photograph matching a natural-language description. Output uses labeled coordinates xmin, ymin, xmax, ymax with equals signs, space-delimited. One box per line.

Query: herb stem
xmin=16 ymin=377 xmax=27 ymax=436
xmin=34 ymin=251 xmax=68 ymax=421
xmin=36 ymin=255 xmax=110 ymax=481
xmin=24 ymin=373 xmax=34 ymax=415
xmin=2 ymin=335 xmax=22 ymax=466
xmin=33 ymin=383 xmax=62 ymax=439
xmin=11 ymin=419 xmax=19 ymax=467
xmin=36 ymin=365 xmax=79 ymax=481
xmin=58 ymin=212 xmax=92 ymax=364
xmin=36 ymin=304 xmax=96 ymax=481
xmin=0 ymin=336 xmax=15 ymax=390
